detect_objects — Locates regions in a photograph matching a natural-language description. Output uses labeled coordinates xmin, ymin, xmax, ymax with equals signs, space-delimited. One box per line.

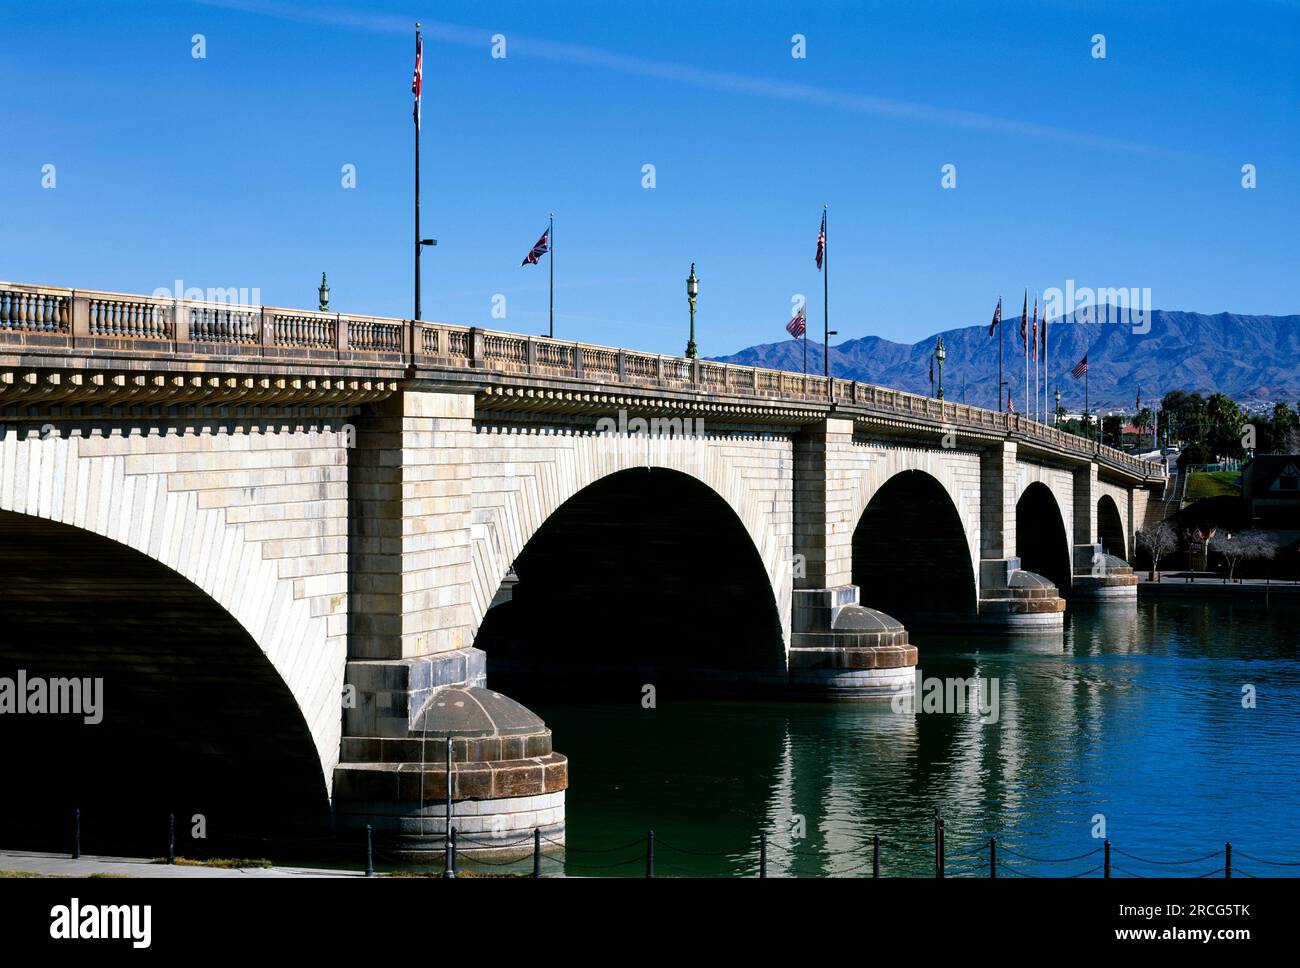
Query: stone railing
xmin=0 ymin=281 xmax=1163 ymax=479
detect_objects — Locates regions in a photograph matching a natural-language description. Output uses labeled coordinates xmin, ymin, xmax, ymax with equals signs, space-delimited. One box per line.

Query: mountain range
xmin=709 ymin=310 xmax=1300 ymax=412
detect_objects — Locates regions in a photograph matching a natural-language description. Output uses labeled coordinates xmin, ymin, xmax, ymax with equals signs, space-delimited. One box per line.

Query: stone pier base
xmin=977 ymin=558 xmax=1066 ymax=634
xmin=1068 ymin=545 xmax=1139 ymax=601
xmin=788 ymin=586 xmax=917 ymax=698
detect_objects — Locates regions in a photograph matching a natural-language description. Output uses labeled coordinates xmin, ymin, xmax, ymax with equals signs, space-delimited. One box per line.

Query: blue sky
xmin=2 ymin=0 xmax=1297 ymax=356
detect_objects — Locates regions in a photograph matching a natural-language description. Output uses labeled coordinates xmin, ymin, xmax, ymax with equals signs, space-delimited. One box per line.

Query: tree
xmin=1214 ymin=530 xmax=1276 ymax=581
xmin=1180 ymin=441 xmax=1211 ymax=466
xmin=1206 ymin=392 xmax=1245 ymax=459
xmin=1136 ymin=406 xmax=1153 ymax=437
xmin=1102 ymin=413 xmax=1124 ymax=447
xmin=1135 ymin=521 xmax=1179 ymax=576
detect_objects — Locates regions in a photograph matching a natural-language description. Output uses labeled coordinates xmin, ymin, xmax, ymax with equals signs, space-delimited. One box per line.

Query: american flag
xmin=815 ymin=210 xmax=826 ymax=270
xmin=988 ymin=297 xmax=1001 ymax=337
xmin=412 ymin=32 xmax=423 ymax=130
xmin=1071 ymin=354 xmax=1089 ymax=379
xmin=520 ymin=228 xmax=550 ymax=266
xmin=786 ymin=307 xmax=806 ymax=339
xmin=1007 ymin=395 xmax=1016 ymax=413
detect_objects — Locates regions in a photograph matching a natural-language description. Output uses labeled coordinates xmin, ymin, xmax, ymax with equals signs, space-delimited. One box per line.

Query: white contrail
xmin=197 ymin=0 xmax=1176 ymax=156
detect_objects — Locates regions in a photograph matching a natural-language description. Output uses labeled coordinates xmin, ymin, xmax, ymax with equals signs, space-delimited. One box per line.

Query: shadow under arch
xmin=1097 ymin=495 xmax=1127 ymax=560
xmin=851 ymin=469 xmax=977 ymax=626
xmin=0 ymin=510 xmax=331 ymax=850
xmin=1016 ymin=482 xmax=1072 ymax=590
xmin=475 ymin=467 xmax=785 ymax=692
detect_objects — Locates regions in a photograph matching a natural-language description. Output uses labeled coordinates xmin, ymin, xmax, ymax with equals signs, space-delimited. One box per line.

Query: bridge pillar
xmin=334 ymin=387 xmax=566 ymax=858
xmin=1069 ymin=462 xmax=1138 ymax=601
xmin=977 ymin=442 xmax=1065 ymax=632
xmin=789 ymin=417 xmax=916 ymax=697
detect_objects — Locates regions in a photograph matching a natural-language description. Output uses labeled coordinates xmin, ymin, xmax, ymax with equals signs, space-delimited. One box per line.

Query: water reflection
xmin=508 ymin=599 xmax=1300 ymax=877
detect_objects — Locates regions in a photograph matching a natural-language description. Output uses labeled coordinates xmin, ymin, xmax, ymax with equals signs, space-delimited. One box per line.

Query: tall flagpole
xmin=548 ymin=212 xmax=554 ymax=338
xmin=822 ymin=204 xmax=829 ymax=384
xmin=1035 ymin=292 xmax=1040 ymax=422
xmin=413 ymin=24 xmax=421 ymax=320
xmin=1024 ymin=290 xmax=1029 ymax=425
xmin=998 ymin=297 xmax=1003 ymax=411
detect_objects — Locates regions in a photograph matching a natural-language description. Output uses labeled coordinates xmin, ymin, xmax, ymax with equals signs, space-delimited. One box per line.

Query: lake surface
xmin=483 ymin=598 xmax=1300 ymax=878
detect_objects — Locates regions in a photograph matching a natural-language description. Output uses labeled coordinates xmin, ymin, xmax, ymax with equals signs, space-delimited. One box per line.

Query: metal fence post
xmin=646 ymin=829 xmax=654 ymax=879
xmin=1225 ymin=842 xmax=1232 ymax=879
xmin=1104 ymin=839 xmax=1111 ymax=879
xmin=533 ymin=828 xmax=541 ymax=879
xmin=167 ymin=813 xmax=175 ymax=865
xmin=366 ymin=824 xmax=374 ymax=877
xmin=72 ymin=808 xmax=80 ymax=860
xmin=759 ymin=832 xmax=767 ymax=879
xmin=990 ymin=837 xmax=996 ymax=879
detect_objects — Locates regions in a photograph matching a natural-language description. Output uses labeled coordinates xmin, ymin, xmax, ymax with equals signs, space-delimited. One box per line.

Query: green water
xmin=477 ymin=598 xmax=1300 ymax=878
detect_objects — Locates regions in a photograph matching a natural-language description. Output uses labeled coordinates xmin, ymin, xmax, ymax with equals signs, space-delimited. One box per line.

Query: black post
xmin=872 ymin=833 xmax=880 ymax=879
xmin=937 ymin=819 xmax=945 ymax=879
xmin=445 ymin=736 xmax=453 ymax=864
xmin=413 ymin=25 xmax=422 ymax=321
xmin=933 ymin=809 xmax=940 ymax=878
xmin=533 ymin=828 xmax=541 ymax=879
xmin=447 ymin=827 xmax=457 ymax=879
xmin=1104 ymin=839 xmax=1111 ymax=879
xmin=822 ymin=205 xmax=829 ymax=384
xmin=990 ymin=837 xmax=997 ymax=879
xmin=167 ymin=813 xmax=175 ymax=865
xmin=998 ymin=299 xmax=1004 ymax=412
xmin=759 ymin=832 xmax=767 ymax=879
xmin=1225 ymin=842 xmax=1232 ymax=879
xmin=366 ymin=824 xmax=374 ymax=877
xmin=646 ymin=829 xmax=654 ymax=879
xmin=548 ymin=213 xmax=555 ymax=339
xmin=72 ymin=808 xmax=80 ymax=860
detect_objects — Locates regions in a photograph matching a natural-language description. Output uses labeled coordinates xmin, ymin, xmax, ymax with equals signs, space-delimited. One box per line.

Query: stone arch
xmin=851 ymin=468 xmax=979 ymax=624
xmin=1016 ymin=481 xmax=1073 ymax=590
xmin=475 ymin=466 xmax=786 ymax=680
xmin=0 ymin=425 xmax=349 ymax=793
xmin=1097 ymin=494 xmax=1127 ymax=560
xmin=469 ymin=425 xmax=793 ymax=650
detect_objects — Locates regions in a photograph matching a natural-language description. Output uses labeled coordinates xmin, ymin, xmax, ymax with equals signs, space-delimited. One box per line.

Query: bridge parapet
xmin=0 ymin=281 xmax=1163 ymax=482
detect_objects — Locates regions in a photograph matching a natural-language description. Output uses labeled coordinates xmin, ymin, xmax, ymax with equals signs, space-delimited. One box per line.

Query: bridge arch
xmin=1016 ymin=481 xmax=1072 ymax=590
xmin=474 ymin=465 xmax=786 ymax=681
xmin=1097 ymin=494 xmax=1127 ymax=561
xmin=0 ymin=425 xmax=349 ymax=802
xmin=851 ymin=468 xmax=978 ymax=624
xmin=469 ymin=425 xmax=794 ymax=657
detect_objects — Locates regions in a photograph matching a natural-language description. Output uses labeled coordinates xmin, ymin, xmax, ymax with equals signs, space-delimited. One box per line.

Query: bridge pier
xmin=333 ymin=389 xmax=567 ymax=859
xmin=1068 ymin=543 xmax=1139 ymax=601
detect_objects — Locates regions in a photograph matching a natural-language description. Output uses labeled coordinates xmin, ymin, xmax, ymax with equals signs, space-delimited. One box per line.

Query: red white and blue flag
xmin=988 ymin=297 xmax=1001 ymax=337
xmin=1031 ymin=297 xmax=1038 ymax=355
xmin=786 ymin=307 xmax=806 ymax=339
xmin=1007 ymin=395 xmax=1016 ymax=413
xmin=1019 ymin=291 xmax=1028 ymax=350
xmin=521 ymin=228 xmax=550 ymax=266
xmin=815 ymin=211 xmax=827 ymax=270
xmin=412 ymin=32 xmax=423 ymax=130
xmin=1071 ymin=354 xmax=1089 ymax=379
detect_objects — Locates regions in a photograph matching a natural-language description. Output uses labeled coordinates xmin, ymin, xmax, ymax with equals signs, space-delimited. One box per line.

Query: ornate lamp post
xmin=685 ymin=263 xmax=699 ymax=359
xmin=934 ymin=335 xmax=946 ymax=400
xmin=1054 ymin=386 xmax=1061 ymax=428
xmin=318 ymin=273 xmax=330 ymax=312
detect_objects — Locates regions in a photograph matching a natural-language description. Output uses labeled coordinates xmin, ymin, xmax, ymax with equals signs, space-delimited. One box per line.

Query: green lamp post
xmin=1054 ymin=385 xmax=1062 ymax=428
xmin=685 ymin=263 xmax=699 ymax=359
xmin=934 ymin=335 xmax=946 ymax=400
xmin=318 ymin=273 xmax=330 ymax=312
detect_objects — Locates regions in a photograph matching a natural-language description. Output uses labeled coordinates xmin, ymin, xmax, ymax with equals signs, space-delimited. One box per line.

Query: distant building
xmin=1242 ymin=455 xmax=1300 ymax=527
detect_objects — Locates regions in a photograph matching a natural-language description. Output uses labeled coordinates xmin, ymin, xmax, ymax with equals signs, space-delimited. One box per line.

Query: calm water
xmin=482 ymin=598 xmax=1300 ymax=877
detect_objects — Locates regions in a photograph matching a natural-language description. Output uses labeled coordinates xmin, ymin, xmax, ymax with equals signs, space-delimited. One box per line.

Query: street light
xmin=318 ymin=272 xmax=330 ymax=312
xmin=1054 ymin=386 xmax=1061 ymax=428
xmin=685 ymin=263 xmax=699 ymax=359
xmin=934 ymin=335 xmax=946 ymax=400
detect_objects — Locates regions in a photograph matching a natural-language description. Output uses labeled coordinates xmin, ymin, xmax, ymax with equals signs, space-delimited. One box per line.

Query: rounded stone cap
xmin=832 ymin=604 xmax=905 ymax=632
xmin=412 ymin=686 xmax=546 ymax=738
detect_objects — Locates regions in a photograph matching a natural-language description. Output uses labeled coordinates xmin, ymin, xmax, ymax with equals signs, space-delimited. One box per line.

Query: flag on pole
xmin=1135 ymin=387 xmax=1141 ymax=410
xmin=786 ymin=307 xmax=806 ymax=338
xmin=412 ymin=32 xmax=423 ymax=129
xmin=1071 ymin=354 xmax=1089 ymax=379
xmin=1019 ymin=291 xmax=1028 ymax=350
xmin=520 ymin=228 xmax=550 ymax=266
xmin=1031 ymin=297 xmax=1038 ymax=356
xmin=815 ymin=211 xmax=827 ymax=270
xmin=988 ymin=297 xmax=1002 ymax=337
xmin=1008 ymin=395 xmax=1016 ymax=413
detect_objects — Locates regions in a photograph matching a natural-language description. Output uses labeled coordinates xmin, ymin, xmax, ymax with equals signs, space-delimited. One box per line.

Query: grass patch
xmin=1185 ymin=470 xmax=1241 ymax=502
xmin=151 ymin=857 xmax=273 ymax=869
xmin=0 ymin=870 xmax=52 ymax=878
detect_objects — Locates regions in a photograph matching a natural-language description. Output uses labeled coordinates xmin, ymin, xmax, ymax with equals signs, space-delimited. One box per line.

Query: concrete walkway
xmin=0 ymin=850 xmax=362 ymax=878
xmin=1139 ymin=576 xmax=1300 ymax=596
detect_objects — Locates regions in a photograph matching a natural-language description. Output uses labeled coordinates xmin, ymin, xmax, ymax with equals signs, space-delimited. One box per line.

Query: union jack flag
xmin=412 ymin=32 xmax=423 ymax=130
xmin=815 ymin=210 xmax=826 ymax=270
xmin=988 ymin=297 xmax=1001 ymax=337
xmin=1071 ymin=354 xmax=1089 ymax=379
xmin=786 ymin=307 xmax=806 ymax=339
xmin=520 ymin=229 xmax=549 ymax=266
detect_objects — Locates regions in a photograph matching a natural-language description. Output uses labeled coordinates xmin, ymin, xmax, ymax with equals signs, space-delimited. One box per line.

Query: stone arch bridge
xmin=0 ymin=282 xmax=1164 ymax=856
